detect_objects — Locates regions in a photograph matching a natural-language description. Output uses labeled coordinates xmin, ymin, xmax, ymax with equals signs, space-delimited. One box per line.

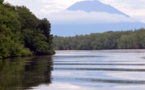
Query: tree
xmin=53 ymin=29 xmax=145 ymax=50
xmin=0 ymin=0 xmax=4 ymax=4
xmin=38 ymin=18 xmax=51 ymax=43
xmin=0 ymin=1 xmax=55 ymax=58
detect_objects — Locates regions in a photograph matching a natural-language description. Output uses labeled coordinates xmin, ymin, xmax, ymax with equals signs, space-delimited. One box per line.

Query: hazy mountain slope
xmin=67 ymin=0 xmax=128 ymax=17
xmin=52 ymin=22 xmax=145 ymax=36
xmin=51 ymin=0 xmax=145 ymax=36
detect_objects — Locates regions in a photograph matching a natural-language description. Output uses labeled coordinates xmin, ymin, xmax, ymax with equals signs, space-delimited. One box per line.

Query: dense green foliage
xmin=53 ymin=28 xmax=145 ymax=50
xmin=0 ymin=2 xmax=54 ymax=58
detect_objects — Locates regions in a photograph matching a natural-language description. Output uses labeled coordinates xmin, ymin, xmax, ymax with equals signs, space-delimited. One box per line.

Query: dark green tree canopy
xmin=0 ymin=0 xmax=4 ymax=4
xmin=0 ymin=1 xmax=55 ymax=58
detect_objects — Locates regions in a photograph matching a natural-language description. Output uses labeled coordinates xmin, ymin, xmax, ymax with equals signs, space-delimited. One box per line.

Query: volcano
xmin=51 ymin=0 xmax=145 ymax=36
xmin=67 ymin=0 xmax=128 ymax=16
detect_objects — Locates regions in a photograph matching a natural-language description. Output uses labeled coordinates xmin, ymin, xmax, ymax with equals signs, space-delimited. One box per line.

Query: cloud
xmin=46 ymin=10 xmax=138 ymax=24
xmin=99 ymin=0 xmax=145 ymax=17
xmin=133 ymin=16 xmax=145 ymax=23
xmin=4 ymin=0 xmax=145 ymax=23
xmin=100 ymin=0 xmax=145 ymax=9
xmin=99 ymin=0 xmax=145 ymax=23
xmin=4 ymin=0 xmax=83 ymax=14
xmin=4 ymin=0 xmax=46 ymax=16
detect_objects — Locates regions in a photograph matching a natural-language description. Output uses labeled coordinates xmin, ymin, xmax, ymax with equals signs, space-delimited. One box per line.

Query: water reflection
xmin=54 ymin=67 xmax=145 ymax=72
xmin=0 ymin=56 xmax=53 ymax=90
xmin=1 ymin=50 xmax=145 ymax=90
xmin=51 ymin=50 xmax=145 ymax=90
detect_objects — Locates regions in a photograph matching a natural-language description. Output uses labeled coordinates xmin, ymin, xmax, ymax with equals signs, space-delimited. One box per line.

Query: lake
xmin=1 ymin=50 xmax=145 ymax=90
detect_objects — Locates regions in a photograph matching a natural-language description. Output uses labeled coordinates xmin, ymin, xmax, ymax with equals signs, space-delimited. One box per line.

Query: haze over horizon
xmin=5 ymin=0 xmax=145 ymax=36
xmin=49 ymin=0 xmax=145 ymax=36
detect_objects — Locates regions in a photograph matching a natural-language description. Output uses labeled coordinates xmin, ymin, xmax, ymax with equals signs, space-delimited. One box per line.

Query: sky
xmin=4 ymin=0 xmax=145 ymax=23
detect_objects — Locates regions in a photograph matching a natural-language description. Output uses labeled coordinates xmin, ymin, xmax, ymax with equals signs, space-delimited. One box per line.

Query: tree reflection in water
xmin=0 ymin=56 xmax=53 ymax=90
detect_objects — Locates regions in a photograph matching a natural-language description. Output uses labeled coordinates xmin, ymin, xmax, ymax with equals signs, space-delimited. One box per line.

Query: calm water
xmin=1 ymin=50 xmax=145 ymax=90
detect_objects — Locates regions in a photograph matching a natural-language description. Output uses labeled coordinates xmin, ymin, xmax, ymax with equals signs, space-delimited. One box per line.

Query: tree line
xmin=53 ymin=28 xmax=145 ymax=50
xmin=0 ymin=0 xmax=55 ymax=58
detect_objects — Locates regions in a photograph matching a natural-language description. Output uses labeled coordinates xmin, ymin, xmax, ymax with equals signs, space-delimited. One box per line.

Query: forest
xmin=0 ymin=0 xmax=55 ymax=58
xmin=53 ymin=28 xmax=145 ymax=50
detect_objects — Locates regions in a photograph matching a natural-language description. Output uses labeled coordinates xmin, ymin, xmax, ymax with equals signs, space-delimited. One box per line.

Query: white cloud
xmin=133 ymin=16 xmax=145 ymax=23
xmin=4 ymin=0 xmax=145 ymax=23
xmin=99 ymin=0 xmax=145 ymax=22
xmin=100 ymin=0 xmax=145 ymax=23
xmin=4 ymin=0 xmax=83 ymax=14
xmin=5 ymin=0 xmax=46 ymax=16
xmin=46 ymin=10 xmax=138 ymax=24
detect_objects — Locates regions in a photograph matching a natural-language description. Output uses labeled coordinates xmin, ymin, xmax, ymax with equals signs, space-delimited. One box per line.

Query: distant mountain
xmin=51 ymin=0 xmax=145 ymax=36
xmin=67 ymin=0 xmax=128 ymax=17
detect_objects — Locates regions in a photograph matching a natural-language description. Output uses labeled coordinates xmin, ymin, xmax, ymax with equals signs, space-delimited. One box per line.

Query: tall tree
xmin=0 ymin=0 xmax=4 ymax=4
xmin=0 ymin=1 xmax=55 ymax=58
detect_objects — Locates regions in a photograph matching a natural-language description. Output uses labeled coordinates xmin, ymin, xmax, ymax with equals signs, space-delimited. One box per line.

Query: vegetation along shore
xmin=53 ymin=28 xmax=145 ymax=50
xmin=0 ymin=0 xmax=55 ymax=58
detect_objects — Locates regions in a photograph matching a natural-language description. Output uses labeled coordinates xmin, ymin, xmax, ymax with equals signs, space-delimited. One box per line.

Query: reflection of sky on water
xmin=53 ymin=64 xmax=145 ymax=69
xmin=54 ymin=50 xmax=145 ymax=62
xmin=30 ymin=83 xmax=95 ymax=90
xmin=107 ymin=72 xmax=145 ymax=80
xmin=30 ymin=50 xmax=145 ymax=90
xmin=31 ymin=83 xmax=145 ymax=90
